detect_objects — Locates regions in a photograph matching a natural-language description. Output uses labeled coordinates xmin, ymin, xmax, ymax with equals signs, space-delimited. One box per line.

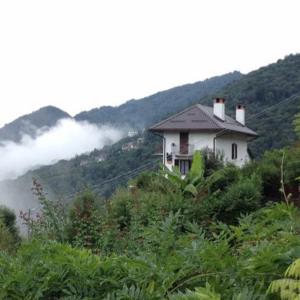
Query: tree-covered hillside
xmin=77 ymin=54 xmax=300 ymax=157
xmin=2 ymin=54 xmax=300 ymax=206
xmin=199 ymin=54 xmax=300 ymax=156
xmin=75 ymin=72 xmax=242 ymax=129
xmin=0 ymin=106 xmax=71 ymax=143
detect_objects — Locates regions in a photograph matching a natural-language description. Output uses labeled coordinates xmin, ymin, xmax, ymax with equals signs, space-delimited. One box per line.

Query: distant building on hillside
xmin=128 ymin=130 xmax=138 ymax=137
xmin=149 ymin=98 xmax=257 ymax=174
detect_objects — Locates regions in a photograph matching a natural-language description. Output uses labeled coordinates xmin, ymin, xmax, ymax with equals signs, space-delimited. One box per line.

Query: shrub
xmin=0 ymin=206 xmax=20 ymax=252
xmin=21 ymin=179 xmax=67 ymax=242
xmin=196 ymin=174 xmax=262 ymax=224
xmin=218 ymin=174 xmax=262 ymax=223
xmin=67 ymin=190 xmax=103 ymax=252
xmin=0 ymin=221 xmax=17 ymax=253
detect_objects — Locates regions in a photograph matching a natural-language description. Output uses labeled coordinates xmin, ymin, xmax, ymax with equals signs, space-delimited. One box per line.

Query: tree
xmin=67 ymin=190 xmax=102 ymax=252
xmin=293 ymin=111 xmax=300 ymax=139
xmin=0 ymin=205 xmax=20 ymax=252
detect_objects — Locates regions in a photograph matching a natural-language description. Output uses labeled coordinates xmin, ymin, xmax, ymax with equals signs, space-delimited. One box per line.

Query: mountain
xmin=75 ymin=72 xmax=242 ymax=129
xmin=0 ymin=106 xmax=71 ymax=143
xmin=2 ymin=54 xmax=300 ymax=212
xmin=0 ymin=72 xmax=241 ymax=143
xmin=198 ymin=54 xmax=300 ymax=156
xmin=0 ymin=73 xmax=240 ymax=213
xmin=33 ymin=53 xmax=300 ymax=199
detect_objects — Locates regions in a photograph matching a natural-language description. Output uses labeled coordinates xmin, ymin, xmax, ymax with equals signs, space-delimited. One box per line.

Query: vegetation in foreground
xmin=1 ymin=123 xmax=300 ymax=298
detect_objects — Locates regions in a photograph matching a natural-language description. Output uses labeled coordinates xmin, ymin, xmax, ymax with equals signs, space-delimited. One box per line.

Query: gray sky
xmin=0 ymin=0 xmax=299 ymax=127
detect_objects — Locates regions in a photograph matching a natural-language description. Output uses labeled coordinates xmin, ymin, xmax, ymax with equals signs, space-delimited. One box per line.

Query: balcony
xmin=171 ymin=143 xmax=195 ymax=157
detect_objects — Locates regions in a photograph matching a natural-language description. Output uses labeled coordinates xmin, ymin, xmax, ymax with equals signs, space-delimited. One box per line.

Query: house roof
xmin=149 ymin=104 xmax=258 ymax=137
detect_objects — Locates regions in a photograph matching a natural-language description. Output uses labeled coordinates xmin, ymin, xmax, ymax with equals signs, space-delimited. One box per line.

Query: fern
xmin=169 ymin=283 xmax=221 ymax=300
xmin=268 ymin=259 xmax=300 ymax=299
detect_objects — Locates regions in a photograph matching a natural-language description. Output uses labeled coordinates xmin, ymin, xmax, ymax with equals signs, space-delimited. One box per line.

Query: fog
xmin=0 ymin=119 xmax=124 ymax=234
xmin=0 ymin=118 xmax=124 ymax=181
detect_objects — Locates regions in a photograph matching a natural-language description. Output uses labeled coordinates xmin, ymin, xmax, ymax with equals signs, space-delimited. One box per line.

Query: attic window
xmin=232 ymin=143 xmax=238 ymax=160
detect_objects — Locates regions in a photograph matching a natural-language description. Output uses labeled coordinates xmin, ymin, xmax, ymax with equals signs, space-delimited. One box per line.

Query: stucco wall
xmin=216 ymin=133 xmax=250 ymax=167
xmin=189 ymin=132 xmax=215 ymax=150
xmin=162 ymin=131 xmax=250 ymax=169
xmin=163 ymin=132 xmax=179 ymax=170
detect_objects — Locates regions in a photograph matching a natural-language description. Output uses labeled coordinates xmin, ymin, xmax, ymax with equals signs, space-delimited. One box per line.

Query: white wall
xmin=189 ymin=132 xmax=215 ymax=150
xmin=164 ymin=132 xmax=180 ymax=154
xmin=163 ymin=132 xmax=179 ymax=170
xmin=162 ymin=131 xmax=250 ymax=169
xmin=216 ymin=133 xmax=250 ymax=167
xmin=163 ymin=131 xmax=216 ymax=170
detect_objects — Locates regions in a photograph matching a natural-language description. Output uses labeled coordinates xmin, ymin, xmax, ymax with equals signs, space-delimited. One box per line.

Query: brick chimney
xmin=213 ymin=98 xmax=225 ymax=121
xmin=236 ymin=104 xmax=245 ymax=125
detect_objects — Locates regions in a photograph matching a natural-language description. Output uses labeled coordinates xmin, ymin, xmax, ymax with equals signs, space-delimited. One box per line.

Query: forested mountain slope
xmin=50 ymin=54 xmax=300 ymax=197
xmin=2 ymin=54 xmax=300 ymax=207
xmin=75 ymin=72 xmax=242 ymax=128
xmin=0 ymin=106 xmax=71 ymax=143
xmin=199 ymin=54 xmax=300 ymax=156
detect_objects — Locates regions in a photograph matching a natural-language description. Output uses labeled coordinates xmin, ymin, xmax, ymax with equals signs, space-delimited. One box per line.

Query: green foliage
xmin=67 ymin=190 xmax=103 ymax=252
xmin=163 ymin=150 xmax=205 ymax=197
xmin=2 ymin=203 xmax=300 ymax=299
xmin=200 ymin=53 xmax=300 ymax=157
xmin=0 ymin=221 xmax=17 ymax=253
xmin=0 ymin=206 xmax=20 ymax=253
xmin=0 ymin=241 xmax=103 ymax=299
xmin=0 ymin=205 xmax=20 ymax=247
xmin=251 ymin=147 xmax=300 ymax=201
xmin=170 ymin=284 xmax=221 ymax=300
xmin=3 ymin=142 xmax=300 ymax=298
xmin=21 ymin=179 xmax=67 ymax=242
xmin=293 ymin=110 xmax=300 ymax=139
xmin=268 ymin=258 xmax=300 ymax=299
xmin=214 ymin=174 xmax=262 ymax=223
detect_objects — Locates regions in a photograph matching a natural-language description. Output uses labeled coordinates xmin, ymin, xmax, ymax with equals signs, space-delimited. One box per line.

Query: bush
xmin=0 ymin=206 xmax=20 ymax=252
xmin=0 ymin=221 xmax=17 ymax=253
xmin=257 ymin=147 xmax=300 ymax=201
xmin=218 ymin=174 xmax=262 ymax=223
xmin=195 ymin=174 xmax=262 ymax=224
xmin=0 ymin=241 xmax=103 ymax=299
xmin=67 ymin=190 xmax=103 ymax=252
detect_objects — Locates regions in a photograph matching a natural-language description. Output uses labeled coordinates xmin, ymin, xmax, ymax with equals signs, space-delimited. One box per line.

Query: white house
xmin=149 ymin=98 xmax=257 ymax=174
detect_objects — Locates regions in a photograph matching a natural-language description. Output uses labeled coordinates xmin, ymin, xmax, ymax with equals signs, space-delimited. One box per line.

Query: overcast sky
xmin=0 ymin=0 xmax=299 ymax=127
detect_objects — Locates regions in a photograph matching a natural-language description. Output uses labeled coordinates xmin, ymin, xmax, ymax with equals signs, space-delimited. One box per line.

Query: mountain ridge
xmin=0 ymin=106 xmax=71 ymax=143
xmin=74 ymin=71 xmax=242 ymax=128
xmin=1 ymin=54 xmax=300 ymax=213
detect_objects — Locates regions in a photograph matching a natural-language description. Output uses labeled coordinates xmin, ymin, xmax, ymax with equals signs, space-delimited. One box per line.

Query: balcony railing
xmin=171 ymin=143 xmax=195 ymax=156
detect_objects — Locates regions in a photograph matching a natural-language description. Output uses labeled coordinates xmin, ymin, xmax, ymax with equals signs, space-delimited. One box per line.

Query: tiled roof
xmin=149 ymin=104 xmax=257 ymax=136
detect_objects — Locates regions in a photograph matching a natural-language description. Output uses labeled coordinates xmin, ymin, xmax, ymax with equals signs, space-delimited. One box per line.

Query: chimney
xmin=213 ymin=98 xmax=225 ymax=121
xmin=236 ymin=104 xmax=245 ymax=125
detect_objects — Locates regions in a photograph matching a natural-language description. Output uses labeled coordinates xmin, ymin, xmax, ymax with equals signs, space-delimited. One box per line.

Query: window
xmin=180 ymin=160 xmax=189 ymax=175
xmin=175 ymin=159 xmax=191 ymax=175
xmin=232 ymin=143 xmax=238 ymax=160
xmin=180 ymin=160 xmax=190 ymax=175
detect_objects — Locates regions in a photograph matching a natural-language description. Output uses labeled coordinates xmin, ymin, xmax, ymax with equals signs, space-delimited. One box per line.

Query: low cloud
xmin=0 ymin=119 xmax=123 ymax=181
